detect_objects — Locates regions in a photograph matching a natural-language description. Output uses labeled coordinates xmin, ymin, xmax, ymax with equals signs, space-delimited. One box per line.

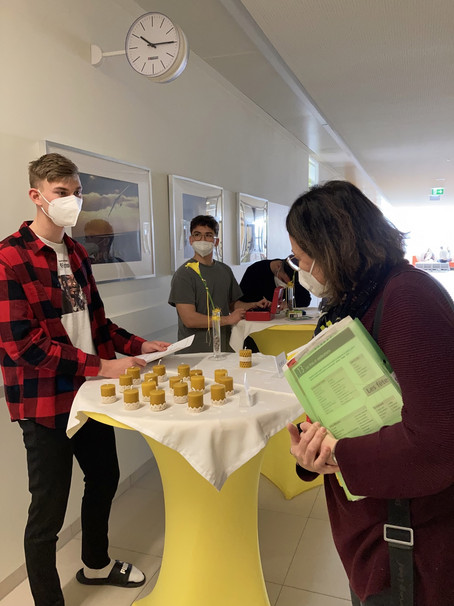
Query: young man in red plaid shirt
xmin=0 ymin=153 xmax=170 ymax=605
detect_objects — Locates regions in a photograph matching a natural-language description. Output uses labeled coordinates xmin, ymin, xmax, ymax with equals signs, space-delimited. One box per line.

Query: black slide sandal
xmin=76 ymin=560 xmax=145 ymax=588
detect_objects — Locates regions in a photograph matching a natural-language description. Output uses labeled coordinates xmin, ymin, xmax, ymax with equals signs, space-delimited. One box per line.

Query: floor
xmin=0 ymin=460 xmax=351 ymax=606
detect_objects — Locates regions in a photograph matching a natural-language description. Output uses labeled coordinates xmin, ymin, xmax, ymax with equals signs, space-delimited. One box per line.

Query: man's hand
xmin=98 ymin=356 xmax=147 ymax=379
xmin=97 ymin=341 xmax=170 ymax=378
xmin=141 ymin=340 xmax=170 ymax=354
xmin=287 ymin=421 xmax=339 ymax=474
xmin=226 ymin=308 xmax=245 ymax=325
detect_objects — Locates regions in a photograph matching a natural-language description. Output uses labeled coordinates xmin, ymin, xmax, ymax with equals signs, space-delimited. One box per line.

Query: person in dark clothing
xmin=285 ymin=180 xmax=454 ymax=606
xmin=239 ymin=258 xmax=311 ymax=307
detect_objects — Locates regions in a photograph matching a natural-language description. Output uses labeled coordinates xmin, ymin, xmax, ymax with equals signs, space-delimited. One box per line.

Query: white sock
xmin=83 ymin=559 xmax=145 ymax=583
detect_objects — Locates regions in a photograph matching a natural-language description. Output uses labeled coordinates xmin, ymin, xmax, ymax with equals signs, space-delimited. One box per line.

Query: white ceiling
xmin=137 ymin=0 xmax=454 ymax=207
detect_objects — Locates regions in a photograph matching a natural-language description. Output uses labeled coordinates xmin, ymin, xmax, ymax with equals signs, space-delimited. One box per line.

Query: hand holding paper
xmin=137 ymin=335 xmax=195 ymax=364
xmin=141 ymin=340 xmax=172 ymax=354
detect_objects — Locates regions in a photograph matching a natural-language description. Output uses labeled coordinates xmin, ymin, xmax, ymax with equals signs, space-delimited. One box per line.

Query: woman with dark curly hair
xmin=286 ymin=181 xmax=454 ymax=606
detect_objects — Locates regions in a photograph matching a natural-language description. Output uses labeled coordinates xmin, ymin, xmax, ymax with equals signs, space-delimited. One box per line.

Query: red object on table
xmin=245 ymin=287 xmax=284 ymax=321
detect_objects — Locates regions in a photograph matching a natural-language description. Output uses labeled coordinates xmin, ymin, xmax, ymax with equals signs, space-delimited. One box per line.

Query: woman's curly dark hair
xmin=286 ymin=181 xmax=406 ymax=304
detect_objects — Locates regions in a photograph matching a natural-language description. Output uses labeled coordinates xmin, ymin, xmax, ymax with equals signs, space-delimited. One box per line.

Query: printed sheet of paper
xmin=137 ymin=335 xmax=195 ymax=365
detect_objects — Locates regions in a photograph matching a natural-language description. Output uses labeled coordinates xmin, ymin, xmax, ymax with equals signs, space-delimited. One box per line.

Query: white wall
xmin=0 ymin=0 xmax=319 ymax=589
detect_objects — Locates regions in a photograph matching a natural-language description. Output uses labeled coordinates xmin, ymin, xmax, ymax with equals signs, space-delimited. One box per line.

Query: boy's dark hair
xmin=28 ymin=153 xmax=79 ymax=188
xmin=190 ymin=215 xmax=219 ymax=236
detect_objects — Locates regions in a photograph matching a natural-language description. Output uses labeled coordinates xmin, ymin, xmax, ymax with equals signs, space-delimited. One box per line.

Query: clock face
xmin=125 ymin=12 xmax=188 ymax=80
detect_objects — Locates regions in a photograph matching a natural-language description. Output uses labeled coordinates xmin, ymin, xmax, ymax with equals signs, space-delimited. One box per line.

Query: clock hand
xmin=140 ymin=35 xmax=156 ymax=48
xmin=151 ymin=41 xmax=177 ymax=46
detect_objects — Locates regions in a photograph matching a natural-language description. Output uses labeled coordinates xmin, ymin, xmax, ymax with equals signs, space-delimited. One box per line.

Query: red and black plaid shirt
xmin=0 ymin=222 xmax=145 ymax=428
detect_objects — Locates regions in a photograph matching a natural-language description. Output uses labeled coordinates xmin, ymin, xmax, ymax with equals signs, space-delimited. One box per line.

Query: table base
xmin=261 ymin=414 xmax=323 ymax=498
xmin=134 ymin=436 xmax=270 ymax=606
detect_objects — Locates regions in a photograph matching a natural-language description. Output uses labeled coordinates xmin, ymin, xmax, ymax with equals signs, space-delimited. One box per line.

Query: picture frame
xmin=168 ymin=175 xmax=223 ymax=271
xmin=237 ymin=193 xmax=268 ymax=264
xmin=45 ymin=141 xmax=155 ymax=282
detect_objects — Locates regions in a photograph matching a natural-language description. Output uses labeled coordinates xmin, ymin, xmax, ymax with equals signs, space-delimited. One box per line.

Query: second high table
xmin=67 ymin=352 xmax=301 ymax=606
xmin=230 ymin=309 xmax=318 ymax=356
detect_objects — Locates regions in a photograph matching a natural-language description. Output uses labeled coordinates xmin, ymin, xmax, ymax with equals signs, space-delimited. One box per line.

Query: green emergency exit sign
xmin=431 ymin=187 xmax=444 ymax=195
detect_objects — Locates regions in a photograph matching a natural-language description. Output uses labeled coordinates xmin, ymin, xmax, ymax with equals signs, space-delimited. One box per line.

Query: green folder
xmin=284 ymin=316 xmax=403 ymax=500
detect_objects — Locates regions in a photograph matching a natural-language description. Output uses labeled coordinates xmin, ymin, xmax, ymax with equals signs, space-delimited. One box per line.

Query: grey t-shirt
xmin=168 ymin=259 xmax=243 ymax=353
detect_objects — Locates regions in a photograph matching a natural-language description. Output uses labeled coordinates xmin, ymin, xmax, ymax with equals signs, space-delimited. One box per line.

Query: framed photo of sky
xmin=45 ymin=141 xmax=155 ymax=282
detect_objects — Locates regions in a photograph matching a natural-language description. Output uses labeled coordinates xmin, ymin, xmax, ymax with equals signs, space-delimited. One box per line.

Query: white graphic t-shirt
xmin=39 ymin=236 xmax=97 ymax=355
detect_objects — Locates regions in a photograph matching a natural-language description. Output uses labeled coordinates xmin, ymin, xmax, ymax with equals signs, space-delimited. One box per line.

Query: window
xmin=308 ymin=157 xmax=319 ymax=187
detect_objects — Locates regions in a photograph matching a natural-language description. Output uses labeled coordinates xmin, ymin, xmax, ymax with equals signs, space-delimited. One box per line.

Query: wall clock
xmin=125 ymin=12 xmax=189 ymax=83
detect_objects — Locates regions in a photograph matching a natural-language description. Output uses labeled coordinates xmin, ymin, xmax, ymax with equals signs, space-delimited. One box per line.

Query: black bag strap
xmin=372 ymin=296 xmax=414 ymax=606
xmin=385 ymin=499 xmax=414 ymax=606
xmin=372 ymin=296 xmax=384 ymax=342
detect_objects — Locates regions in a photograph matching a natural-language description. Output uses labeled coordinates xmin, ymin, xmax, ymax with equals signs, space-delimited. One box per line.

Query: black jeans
xmin=19 ymin=419 xmax=120 ymax=606
xmin=350 ymin=586 xmax=394 ymax=606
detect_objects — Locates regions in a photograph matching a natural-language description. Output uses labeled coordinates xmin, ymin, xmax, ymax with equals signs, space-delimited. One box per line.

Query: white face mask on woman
xmin=298 ymin=260 xmax=329 ymax=298
xmin=192 ymin=241 xmax=214 ymax=257
xmin=39 ymin=191 xmax=83 ymax=228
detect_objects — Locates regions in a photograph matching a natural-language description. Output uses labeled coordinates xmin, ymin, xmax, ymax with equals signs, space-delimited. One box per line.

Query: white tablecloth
xmin=229 ymin=308 xmax=319 ymax=352
xmin=67 ymin=353 xmax=301 ymax=490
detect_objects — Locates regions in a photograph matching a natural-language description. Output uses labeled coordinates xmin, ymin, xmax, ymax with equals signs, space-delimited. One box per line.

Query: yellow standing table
xmin=68 ymin=353 xmax=302 ymax=606
xmin=229 ymin=310 xmax=317 ymax=356
xmin=231 ymin=313 xmax=322 ymax=498
xmin=249 ymin=323 xmax=315 ymax=356
xmin=260 ymin=412 xmax=324 ymax=498
xmin=85 ymin=413 xmax=268 ymax=606
xmin=136 ymin=439 xmax=266 ymax=606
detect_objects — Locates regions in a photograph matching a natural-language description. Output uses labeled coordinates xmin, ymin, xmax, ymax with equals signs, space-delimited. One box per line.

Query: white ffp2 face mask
xmin=192 ymin=241 xmax=214 ymax=257
xmin=39 ymin=191 xmax=83 ymax=228
xmin=274 ymin=276 xmax=288 ymax=288
xmin=298 ymin=260 xmax=329 ymax=298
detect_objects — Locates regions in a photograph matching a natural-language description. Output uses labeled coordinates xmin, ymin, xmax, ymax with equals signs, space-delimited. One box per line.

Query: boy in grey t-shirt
xmin=168 ymin=215 xmax=268 ymax=353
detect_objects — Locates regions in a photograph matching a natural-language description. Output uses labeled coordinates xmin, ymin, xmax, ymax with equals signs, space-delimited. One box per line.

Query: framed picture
xmin=45 ymin=141 xmax=155 ymax=282
xmin=168 ymin=175 xmax=223 ymax=271
xmin=237 ymin=193 xmax=268 ymax=264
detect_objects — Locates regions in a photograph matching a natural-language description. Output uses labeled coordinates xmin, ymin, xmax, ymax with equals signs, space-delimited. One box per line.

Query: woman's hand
xmin=287 ymin=421 xmax=339 ymax=474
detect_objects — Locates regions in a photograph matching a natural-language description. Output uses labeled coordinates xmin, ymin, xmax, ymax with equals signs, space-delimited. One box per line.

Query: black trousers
xmin=19 ymin=419 xmax=120 ymax=606
xmin=350 ymin=586 xmax=394 ymax=606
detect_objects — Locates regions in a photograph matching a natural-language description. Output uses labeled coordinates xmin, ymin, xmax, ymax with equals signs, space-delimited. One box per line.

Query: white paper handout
xmin=137 ymin=335 xmax=194 ymax=364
